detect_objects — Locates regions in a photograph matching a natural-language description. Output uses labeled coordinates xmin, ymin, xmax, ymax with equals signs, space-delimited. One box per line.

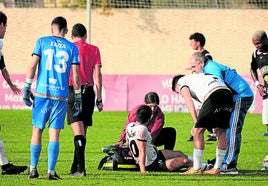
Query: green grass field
xmin=0 ymin=110 xmax=268 ymax=185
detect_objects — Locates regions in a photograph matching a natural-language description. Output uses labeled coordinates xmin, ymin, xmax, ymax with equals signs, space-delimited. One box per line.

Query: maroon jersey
xmin=119 ymin=104 xmax=164 ymax=143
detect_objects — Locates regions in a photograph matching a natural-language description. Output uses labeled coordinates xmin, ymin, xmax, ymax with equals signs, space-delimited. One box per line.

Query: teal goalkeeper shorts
xmin=32 ymin=97 xmax=67 ymax=130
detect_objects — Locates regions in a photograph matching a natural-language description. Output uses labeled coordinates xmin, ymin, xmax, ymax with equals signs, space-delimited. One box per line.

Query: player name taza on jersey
xmin=50 ymin=40 xmax=66 ymax=49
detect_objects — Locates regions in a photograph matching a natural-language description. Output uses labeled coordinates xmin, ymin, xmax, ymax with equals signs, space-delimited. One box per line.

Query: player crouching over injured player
xmin=126 ymin=105 xmax=197 ymax=172
xmin=172 ymin=74 xmax=233 ymax=175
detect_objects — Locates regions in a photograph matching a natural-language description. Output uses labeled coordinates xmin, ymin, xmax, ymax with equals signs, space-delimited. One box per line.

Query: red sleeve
xmin=147 ymin=107 xmax=164 ymax=143
xmin=119 ymin=105 xmax=141 ymax=142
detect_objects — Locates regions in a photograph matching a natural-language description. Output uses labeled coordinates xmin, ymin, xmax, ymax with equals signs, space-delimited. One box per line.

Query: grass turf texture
xmin=0 ymin=110 xmax=267 ymax=186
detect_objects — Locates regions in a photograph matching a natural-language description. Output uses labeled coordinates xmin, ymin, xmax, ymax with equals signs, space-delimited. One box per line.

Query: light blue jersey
xmin=202 ymin=60 xmax=253 ymax=101
xmin=33 ymin=36 xmax=79 ymax=100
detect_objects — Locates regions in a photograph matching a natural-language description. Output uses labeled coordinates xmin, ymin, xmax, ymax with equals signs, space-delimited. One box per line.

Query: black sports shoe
xmin=220 ymin=161 xmax=238 ymax=174
xmin=206 ymin=135 xmax=217 ymax=141
xmin=70 ymin=170 xmax=86 ymax=177
xmin=207 ymin=158 xmax=216 ymax=169
xmin=69 ymin=164 xmax=78 ymax=174
xmin=28 ymin=168 xmax=39 ymax=179
xmin=1 ymin=163 xmax=27 ymax=175
xmin=187 ymin=135 xmax=193 ymax=142
xmin=47 ymin=172 xmax=62 ymax=180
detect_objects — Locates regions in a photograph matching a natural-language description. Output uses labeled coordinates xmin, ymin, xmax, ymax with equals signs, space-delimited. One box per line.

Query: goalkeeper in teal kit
xmin=23 ymin=16 xmax=81 ymax=180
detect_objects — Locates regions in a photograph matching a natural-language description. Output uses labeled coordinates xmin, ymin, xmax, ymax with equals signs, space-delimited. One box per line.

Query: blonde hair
xmin=252 ymin=30 xmax=267 ymax=41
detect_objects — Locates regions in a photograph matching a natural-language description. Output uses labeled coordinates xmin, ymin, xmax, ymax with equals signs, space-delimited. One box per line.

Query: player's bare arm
xmin=26 ymin=55 xmax=39 ymax=79
xmin=180 ymin=87 xmax=198 ymax=123
xmin=94 ymin=64 xmax=103 ymax=111
xmin=250 ymin=68 xmax=266 ymax=96
xmin=1 ymin=68 xmax=20 ymax=95
xmin=71 ymin=64 xmax=81 ymax=90
xmin=137 ymin=140 xmax=146 ymax=173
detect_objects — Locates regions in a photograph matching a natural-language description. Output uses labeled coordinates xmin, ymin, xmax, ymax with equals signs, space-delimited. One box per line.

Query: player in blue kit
xmin=23 ymin=16 xmax=81 ymax=180
xmin=190 ymin=52 xmax=253 ymax=174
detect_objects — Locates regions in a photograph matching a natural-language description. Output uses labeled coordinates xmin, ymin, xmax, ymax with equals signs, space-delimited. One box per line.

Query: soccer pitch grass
xmin=0 ymin=110 xmax=267 ymax=186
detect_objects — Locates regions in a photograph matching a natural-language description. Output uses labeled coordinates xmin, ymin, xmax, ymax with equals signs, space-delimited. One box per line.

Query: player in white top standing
xmin=172 ymin=73 xmax=233 ymax=175
xmin=0 ymin=11 xmax=28 ymax=175
xmin=126 ymin=105 xmax=194 ymax=173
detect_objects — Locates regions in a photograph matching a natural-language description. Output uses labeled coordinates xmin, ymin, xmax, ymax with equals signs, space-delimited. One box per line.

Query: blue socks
xmin=48 ymin=141 xmax=59 ymax=171
xmin=30 ymin=144 xmax=41 ymax=167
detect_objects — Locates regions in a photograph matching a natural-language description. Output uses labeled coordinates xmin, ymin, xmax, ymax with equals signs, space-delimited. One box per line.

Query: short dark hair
xmin=171 ymin=75 xmax=185 ymax=92
xmin=72 ymin=23 xmax=87 ymax=38
xmin=144 ymin=92 xmax=159 ymax=105
xmin=0 ymin=11 xmax=7 ymax=25
xmin=51 ymin=16 xmax=67 ymax=32
xmin=189 ymin=32 xmax=206 ymax=47
xmin=136 ymin=105 xmax=152 ymax=124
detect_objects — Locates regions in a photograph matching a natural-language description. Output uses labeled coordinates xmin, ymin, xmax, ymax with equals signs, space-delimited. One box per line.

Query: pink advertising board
xmin=0 ymin=74 xmax=262 ymax=113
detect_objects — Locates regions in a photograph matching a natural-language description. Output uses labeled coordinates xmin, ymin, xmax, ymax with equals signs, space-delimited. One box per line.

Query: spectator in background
xmin=188 ymin=32 xmax=216 ymax=142
xmin=113 ymin=92 xmax=176 ymax=150
xmin=67 ymin=23 xmax=103 ymax=176
xmin=250 ymin=30 xmax=268 ymax=136
xmin=189 ymin=32 xmax=213 ymax=62
xmin=190 ymin=52 xmax=253 ymax=174
xmin=23 ymin=16 xmax=81 ymax=180
xmin=0 ymin=11 xmax=27 ymax=175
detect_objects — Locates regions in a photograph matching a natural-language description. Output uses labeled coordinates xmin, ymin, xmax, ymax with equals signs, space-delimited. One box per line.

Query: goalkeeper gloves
xmin=73 ymin=89 xmax=82 ymax=117
xmin=23 ymin=78 xmax=34 ymax=107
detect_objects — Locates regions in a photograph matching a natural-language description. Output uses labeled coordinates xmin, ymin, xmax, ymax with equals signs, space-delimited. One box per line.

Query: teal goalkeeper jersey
xmin=202 ymin=60 xmax=253 ymax=101
xmin=32 ymin=36 xmax=79 ymax=100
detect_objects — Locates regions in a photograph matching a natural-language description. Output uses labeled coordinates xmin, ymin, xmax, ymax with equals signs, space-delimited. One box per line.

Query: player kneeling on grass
xmin=126 ymin=105 xmax=195 ymax=173
xmin=172 ymin=73 xmax=233 ymax=175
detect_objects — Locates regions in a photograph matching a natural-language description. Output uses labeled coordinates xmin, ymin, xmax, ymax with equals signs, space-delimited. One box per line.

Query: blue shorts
xmin=32 ymin=97 xmax=67 ymax=130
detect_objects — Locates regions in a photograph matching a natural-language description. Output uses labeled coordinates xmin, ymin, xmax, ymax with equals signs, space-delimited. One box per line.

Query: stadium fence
xmin=1 ymin=0 xmax=268 ymax=9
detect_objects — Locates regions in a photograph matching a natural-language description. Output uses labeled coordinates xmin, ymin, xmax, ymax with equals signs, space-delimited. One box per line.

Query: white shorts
xmin=262 ymin=98 xmax=268 ymax=124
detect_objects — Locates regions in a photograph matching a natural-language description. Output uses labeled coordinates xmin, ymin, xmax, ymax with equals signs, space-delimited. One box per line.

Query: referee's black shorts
xmin=67 ymin=85 xmax=95 ymax=126
xmin=196 ymin=89 xmax=233 ymax=129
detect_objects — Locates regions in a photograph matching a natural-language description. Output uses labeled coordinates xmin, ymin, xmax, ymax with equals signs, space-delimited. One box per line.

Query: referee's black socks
xmin=74 ymin=135 xmax=86 ymax=172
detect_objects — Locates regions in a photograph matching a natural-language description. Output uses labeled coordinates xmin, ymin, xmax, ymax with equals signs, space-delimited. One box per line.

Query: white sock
xmin=214 ymin=148 xmax=226 ymax=169
xmin=193 ymin=148 xmax=204 ymax=170
xmin=189 ymin=154 xmax=208 ymax=170
xmin=29 ymin=166 xmax=36 ymax=171
xmin=0 ymin=138 xmax=9 ymax=166
xmin=48 ymin=170 xmax=55 ymax=175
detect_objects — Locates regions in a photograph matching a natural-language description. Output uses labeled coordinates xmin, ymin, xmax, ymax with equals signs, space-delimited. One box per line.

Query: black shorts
xmin=145 ymin=150 xmax=169 ymax=172
xmin=196 ymin=89 xmax=233 ymax=129
xmin=67 ymin=85 xmax=95 ymax=126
